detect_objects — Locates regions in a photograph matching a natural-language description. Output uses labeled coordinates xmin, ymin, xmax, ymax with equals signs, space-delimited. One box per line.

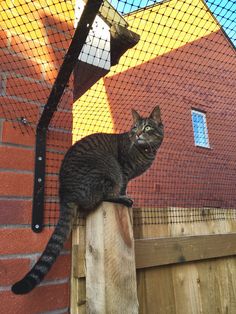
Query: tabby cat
xmin=12 ymin=106 xmax=164 ymax=294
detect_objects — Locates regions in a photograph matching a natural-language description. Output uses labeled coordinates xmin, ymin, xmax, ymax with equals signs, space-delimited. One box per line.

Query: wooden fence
xmin=71 ymin=205 xmax=236 ymax=314
xmin=134 ymin=208 xmax=236 ymax=314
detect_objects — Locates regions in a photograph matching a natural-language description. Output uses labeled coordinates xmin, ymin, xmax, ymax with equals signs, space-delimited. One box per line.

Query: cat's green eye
xmin=144 ymin=125 xmax=152 ymax=132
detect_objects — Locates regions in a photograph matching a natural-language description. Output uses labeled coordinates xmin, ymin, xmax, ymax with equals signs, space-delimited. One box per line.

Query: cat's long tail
xmin=11 ymin=202 xmax=77 ymax=295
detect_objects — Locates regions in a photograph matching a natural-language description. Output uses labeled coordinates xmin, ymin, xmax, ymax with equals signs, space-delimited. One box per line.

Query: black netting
xmin=0 ymin=0 xmax=235 ymax=227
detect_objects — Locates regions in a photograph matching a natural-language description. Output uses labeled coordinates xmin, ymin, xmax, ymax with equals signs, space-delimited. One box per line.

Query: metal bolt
xmin=35 ymin=224 xmax=40 ymax=229
xmin=38 ymin=156 xmax=43 ymax=161
xmin=38 ymin=178 xmax=42 ymax=183
xmin=20 ymin=117 xmax=28 ymax=125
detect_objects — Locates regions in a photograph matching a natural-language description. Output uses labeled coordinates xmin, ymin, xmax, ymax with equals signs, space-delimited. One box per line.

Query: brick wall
xmin=105 ymin=29 xmax=236 ymax=209
xmin=0 ymin=119 xmax=71 ymax=313
xmin=0 ymin=2 xmax=74 ymax=312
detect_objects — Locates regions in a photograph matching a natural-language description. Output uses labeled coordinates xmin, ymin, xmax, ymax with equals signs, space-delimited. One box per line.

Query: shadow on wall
xmin=0 ymin=9 xmax=74 ymax=128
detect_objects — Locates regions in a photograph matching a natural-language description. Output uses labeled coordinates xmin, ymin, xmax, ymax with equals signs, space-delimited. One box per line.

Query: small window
xmin=191 ymin=110 xmax=210 ymax=148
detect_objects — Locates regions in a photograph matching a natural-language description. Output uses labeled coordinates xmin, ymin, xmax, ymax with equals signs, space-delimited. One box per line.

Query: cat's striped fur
xmin=11 ymin=106 xmax=164 ymax=294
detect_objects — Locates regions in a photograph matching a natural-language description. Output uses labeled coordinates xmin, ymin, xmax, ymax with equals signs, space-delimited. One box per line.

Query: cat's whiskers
xmin=128 ymin=141 xmax=135 ymax=152
xmin=146 ymin=140 xmax=155 ymax=155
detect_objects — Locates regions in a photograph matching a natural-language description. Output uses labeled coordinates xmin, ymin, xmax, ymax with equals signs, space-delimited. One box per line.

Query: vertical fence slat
xmin=71 ymin=218 xmax=86 ymax=314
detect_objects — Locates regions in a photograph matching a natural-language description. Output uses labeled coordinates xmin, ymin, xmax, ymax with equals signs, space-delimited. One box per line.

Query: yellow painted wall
xmin=72 ymin=0 xmax=220 ymax=142
xmin=113 ymin=0 xmax=219 ymax=73
xmin=1 ymin=0 xmax=74 ymax=39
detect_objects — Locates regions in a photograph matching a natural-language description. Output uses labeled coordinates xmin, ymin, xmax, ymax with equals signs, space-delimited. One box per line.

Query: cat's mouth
xmin=136 ymin=138 xmax=147 ymax=145
xmin=133 ymin=134 xmax=146 ymax=145
xmin=134 ymin=136 xmax=163 ymax=150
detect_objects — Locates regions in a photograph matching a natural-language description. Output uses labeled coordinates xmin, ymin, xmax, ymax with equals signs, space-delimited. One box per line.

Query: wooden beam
xmin=84 ymin=0 xmax=128 ymax=27
xmin=135 ymin=233 xmax=236 ymax=269
xmin=86 ymin=202 xmax=139 ymax=314
xmin=99 ymin=0 xmax=128 ymax=27
xmin=110 ymin=23 xmax=140 ymax=66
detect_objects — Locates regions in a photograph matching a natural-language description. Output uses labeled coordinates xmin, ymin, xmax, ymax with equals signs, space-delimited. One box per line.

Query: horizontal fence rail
xmin=135 ymin=233 xmax=236 ymax=269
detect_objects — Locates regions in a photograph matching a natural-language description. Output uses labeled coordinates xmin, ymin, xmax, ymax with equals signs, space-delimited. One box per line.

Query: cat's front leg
xmin=103 ymin=175 xmax=133 ymax=207
xmin=106 ymin=179 xmax=133 ymax=207
xmin=104 ymin=195 xmax=133 ymax=207
xmin=120 ymin=174 xmax=130 ymax=196
xmin=120 ymin=183 xmax=127 ymax=196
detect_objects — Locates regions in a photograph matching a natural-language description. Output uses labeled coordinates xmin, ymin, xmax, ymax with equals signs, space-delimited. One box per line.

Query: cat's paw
xmin=104 ymin=196 xmax=133 ymax=207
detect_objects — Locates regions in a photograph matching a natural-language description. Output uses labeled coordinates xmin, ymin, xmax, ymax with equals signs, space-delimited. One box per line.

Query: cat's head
xmin=129 ymin=106 xmax=164 ymax=151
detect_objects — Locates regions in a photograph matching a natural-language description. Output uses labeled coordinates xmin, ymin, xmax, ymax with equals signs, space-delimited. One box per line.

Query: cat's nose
xmin=136 ymin=132 xmax=144 ymax=140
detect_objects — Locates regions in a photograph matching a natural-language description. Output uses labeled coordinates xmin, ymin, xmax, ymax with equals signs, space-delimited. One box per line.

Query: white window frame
xmin=191 ymin=109 xmax=210 ymax=148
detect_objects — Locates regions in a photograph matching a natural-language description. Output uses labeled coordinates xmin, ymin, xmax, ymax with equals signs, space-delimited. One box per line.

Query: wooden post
xmin=86 ymin=202 xmax=139 ymax=314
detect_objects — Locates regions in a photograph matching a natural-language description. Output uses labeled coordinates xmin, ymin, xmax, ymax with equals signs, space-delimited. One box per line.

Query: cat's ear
xmin=149 ymin=106 xmax=161 ymax=123
xmin=131 ymin=109 xmax=141 ymax=124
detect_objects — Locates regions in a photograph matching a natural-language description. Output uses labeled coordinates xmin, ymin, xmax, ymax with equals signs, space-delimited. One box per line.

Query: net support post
xmin=31 ymin=0 xmax=104 ymax=232
xmin=85 ymin=202 xmax=139 ymax=313
xmin=31 ymin=126 xmax=47 ymax=232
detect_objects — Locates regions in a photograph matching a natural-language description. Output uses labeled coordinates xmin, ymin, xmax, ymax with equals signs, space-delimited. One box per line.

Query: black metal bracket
xmin=32 ymin=0 xmax=104 ymax=232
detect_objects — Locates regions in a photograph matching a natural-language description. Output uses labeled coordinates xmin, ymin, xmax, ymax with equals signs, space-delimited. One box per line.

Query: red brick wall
xmin=105 ymin=29 xmax=236 ymax=209
xmin=0 ymin=24 xmax=72 ymax=314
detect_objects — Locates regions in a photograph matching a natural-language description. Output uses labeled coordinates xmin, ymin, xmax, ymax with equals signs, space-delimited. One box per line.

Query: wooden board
xmin=135 ymin=233 xmax=236 ymax=269
xmin=71 ymin=218 xmax=86 ymax=314
xmin=99 ymin=0 xmax=128 ymax=27
xmin=84 ymin=0 xmax=128 ymax=27
xmin=86 ymin=202 xmax=139 ymax=314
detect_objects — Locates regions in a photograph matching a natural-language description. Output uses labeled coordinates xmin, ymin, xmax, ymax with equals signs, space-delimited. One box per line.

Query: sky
xmin=205 ymin=0 xmax=236 ymax=45
xmin=110 ymin=0 xmax=236 ymax=46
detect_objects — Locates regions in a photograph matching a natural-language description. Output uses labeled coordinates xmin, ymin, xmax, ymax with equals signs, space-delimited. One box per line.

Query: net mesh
xmin=0 ymin=0 xmax=235 ymax=227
